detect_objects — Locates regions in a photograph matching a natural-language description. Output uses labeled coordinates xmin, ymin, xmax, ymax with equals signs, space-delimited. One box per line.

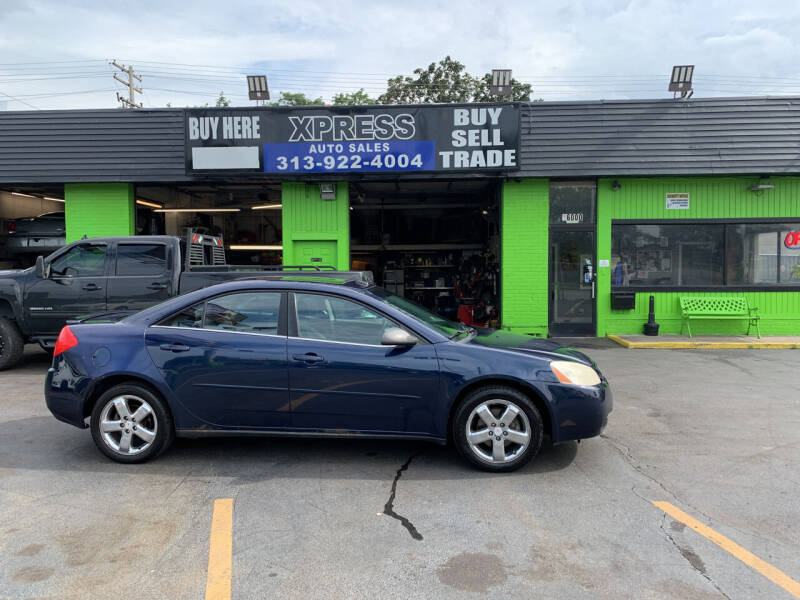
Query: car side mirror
xmin=381 ymin=327 xmax=418 ymax=347
xmin=35 ymin=255 xmax=49 ymax=279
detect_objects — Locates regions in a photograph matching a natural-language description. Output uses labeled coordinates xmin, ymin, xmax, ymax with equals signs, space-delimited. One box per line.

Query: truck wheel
xmin=0 ymin=318 xmax=24 ymax=371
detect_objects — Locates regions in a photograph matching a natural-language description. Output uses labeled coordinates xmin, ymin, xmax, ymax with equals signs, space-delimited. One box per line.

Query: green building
xmin=1 ymin=97 xmax=798 ymax=337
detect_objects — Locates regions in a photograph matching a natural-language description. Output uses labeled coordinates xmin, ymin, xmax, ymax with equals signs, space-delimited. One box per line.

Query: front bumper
xmin=547 ymin=381 xmax=613 ymax=443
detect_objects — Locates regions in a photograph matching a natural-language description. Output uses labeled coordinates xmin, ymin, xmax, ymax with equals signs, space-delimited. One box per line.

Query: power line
xmin=0 ymin=89 xmax=40 ymax=109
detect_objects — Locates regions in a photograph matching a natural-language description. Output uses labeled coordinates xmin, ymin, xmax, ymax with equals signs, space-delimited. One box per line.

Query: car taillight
xmin=54 ymin=326 xmax=79 ymax=356
xmin=8 ymin=221 xmax=15 ymax=233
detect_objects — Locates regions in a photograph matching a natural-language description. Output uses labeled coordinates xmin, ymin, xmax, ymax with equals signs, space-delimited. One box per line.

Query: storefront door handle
xmin=592 ymin=281 xmax=596 ymax=299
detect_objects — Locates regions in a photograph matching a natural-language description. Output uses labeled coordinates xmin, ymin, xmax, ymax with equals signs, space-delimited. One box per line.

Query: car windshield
xmin=368 ymin=286 xmax=469 ymax=338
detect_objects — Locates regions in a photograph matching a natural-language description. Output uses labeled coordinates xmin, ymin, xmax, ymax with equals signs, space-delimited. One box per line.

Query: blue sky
xmin=1 ymin=0 xmax=800 ymax=110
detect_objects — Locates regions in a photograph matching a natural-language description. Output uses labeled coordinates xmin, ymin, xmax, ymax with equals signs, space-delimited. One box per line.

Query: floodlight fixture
xmin=247 ymin=75 xmax=270 ymax=102
xmin=491 ymin=69 xmax=513 ymax=98
xmin=669 ymin=65 xmax=694 ymax=99
xmin=319 ymin=183 xmax=337 ymax=200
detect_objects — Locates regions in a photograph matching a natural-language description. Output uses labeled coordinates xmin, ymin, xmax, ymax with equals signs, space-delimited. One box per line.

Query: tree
xmin=269 ymin=91 xmax=325 ymax=106
xmin=332 ymin=88 xmax=376 ymax=105
xmin=378 ymin=56 xmax=533 ymax=104
xmin=215 ymin=91 xmax=231 ymax=107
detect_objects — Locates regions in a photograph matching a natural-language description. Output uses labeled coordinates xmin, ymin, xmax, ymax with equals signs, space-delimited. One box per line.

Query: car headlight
xmin=550 ymin=360 xmax=601 ymax=386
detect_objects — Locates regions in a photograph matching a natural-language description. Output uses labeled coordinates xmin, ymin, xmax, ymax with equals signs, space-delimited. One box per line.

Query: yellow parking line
xmin=205 ymin=498 xmax=234 ymax=600
xmin=653 ymin=501 xmax=800 ymax=599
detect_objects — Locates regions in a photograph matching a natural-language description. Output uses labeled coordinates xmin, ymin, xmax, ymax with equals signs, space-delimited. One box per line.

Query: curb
xmin=606 ymin=335 xmax=800 ymax=349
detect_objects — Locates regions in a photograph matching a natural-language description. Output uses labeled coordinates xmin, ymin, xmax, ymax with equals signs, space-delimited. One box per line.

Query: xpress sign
xmin=185 ymin=104 xmax=520 ymax=175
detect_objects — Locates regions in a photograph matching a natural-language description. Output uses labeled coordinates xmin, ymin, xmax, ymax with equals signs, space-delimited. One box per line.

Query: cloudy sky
xmin=1 ymin=0 xmax=800 ymax=110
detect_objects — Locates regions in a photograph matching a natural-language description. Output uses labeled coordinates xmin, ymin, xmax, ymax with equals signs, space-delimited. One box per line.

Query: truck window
xmin=50 ymin=244 xmax=107 ymax=278
xmin=116 ymin=244 xmax=166 ymax=276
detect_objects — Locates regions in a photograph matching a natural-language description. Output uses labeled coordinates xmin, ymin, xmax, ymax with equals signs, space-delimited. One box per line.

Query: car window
xmin=116 ymin=244 xmax=167 ymax=276
xmin=49 ymin=243 xmax=107 ymax=278
xmin=204 ymin=292 xmax=281 ymax=335
xmin=156 ymin=302 xmax=204 ymax=328
xmin=294 ymin=293 xmax=398 ymax=345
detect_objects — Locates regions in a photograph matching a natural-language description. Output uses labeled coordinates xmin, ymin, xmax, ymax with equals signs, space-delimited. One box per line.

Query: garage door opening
xmin=136 ymin=183 xmax=283 ymax=266
xmin=350 ymin=179 xmax=500 ymax=328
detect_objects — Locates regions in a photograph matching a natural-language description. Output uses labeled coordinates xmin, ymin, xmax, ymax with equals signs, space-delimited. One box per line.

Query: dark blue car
xmin=45 ymin=275 xmax=612 ymax=472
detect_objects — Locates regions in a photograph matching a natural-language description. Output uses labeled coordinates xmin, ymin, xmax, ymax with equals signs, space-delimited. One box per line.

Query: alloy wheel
xmin=465 ymin=399 xmax=531 ymax=464
xmin=98 ymin=395 xmax=158 ymax=456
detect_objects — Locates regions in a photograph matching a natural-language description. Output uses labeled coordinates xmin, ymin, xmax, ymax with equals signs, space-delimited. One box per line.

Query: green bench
xmin=679 ymin=297 xmax=761 ymax=339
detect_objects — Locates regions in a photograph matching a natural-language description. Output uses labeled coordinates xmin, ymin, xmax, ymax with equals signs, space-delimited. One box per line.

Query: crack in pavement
xmin=659 ymin=513 xmax=732 ymax=600
xmin=600 ymin=433 xmax=717 ymax=522
xmin=383 ymin=450 xmax=424 ymax=541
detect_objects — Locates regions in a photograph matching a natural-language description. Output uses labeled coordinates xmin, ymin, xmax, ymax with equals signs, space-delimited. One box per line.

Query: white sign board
xmin=666 ymin=193 xmax=690 ymax=210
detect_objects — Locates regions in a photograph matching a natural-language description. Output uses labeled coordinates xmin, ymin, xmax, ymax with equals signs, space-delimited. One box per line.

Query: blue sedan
xmin=45 ymin=275 xmax=612 ymax=472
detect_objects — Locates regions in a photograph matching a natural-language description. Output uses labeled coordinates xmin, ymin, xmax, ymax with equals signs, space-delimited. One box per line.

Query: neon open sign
xmin=785 ymin=231 xmax=800 ymax=249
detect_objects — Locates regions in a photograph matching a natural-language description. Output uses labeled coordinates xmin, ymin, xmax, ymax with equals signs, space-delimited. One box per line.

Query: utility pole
xmin=110 ymin=60 xmax=143 ymax=108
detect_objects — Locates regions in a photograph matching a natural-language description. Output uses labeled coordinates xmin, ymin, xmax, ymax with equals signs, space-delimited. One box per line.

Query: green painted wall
xmin=596 ymin=176 xmax=800 ymax=335
xmin=281 ymin=182 xmax=349 ymax=269
xmin=501 ymin=179 xmax=549 ymax=336
xmin=64 ymin=183 xmax=134 ymax=243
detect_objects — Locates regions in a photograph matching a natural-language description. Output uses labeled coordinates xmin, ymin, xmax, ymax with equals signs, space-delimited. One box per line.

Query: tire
xmin=90 ymin=383 xmax=174 ymax=464
xmin=0 ymin=318 xmax=24 ymax=371
xmin=452 ymin=386 xmax=544 ymax=473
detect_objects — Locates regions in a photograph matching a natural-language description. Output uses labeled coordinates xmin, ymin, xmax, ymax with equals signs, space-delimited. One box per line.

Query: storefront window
xmin=780 ymin=226 xmax=800 ymax=284
xmin=611 ymin=224 xmax=724 ymax=287
xmin=550 ymin=182 xmax=596 ymax=225
xmin=726 ymin=225 xmax=778 ymax=284
xmin=612 ymin=222 xmax=800 ymax=288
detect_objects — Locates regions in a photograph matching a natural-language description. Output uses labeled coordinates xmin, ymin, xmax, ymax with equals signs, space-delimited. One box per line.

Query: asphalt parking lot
xmin=1 ymin=343 xmax=799 ymax=599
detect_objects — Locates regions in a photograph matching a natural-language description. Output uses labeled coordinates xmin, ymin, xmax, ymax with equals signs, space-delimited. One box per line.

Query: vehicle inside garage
xmin=0 ymin=189 xmax=66 ymax=268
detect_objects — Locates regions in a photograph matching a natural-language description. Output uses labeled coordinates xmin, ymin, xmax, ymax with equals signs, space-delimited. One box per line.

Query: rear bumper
xmin=548 ymin=382 xmax=613 ymax=443
xmin=7 ymin=235 xmax=65 ymax=255
xmin=44 ymin=357 xmax=89 ymax=429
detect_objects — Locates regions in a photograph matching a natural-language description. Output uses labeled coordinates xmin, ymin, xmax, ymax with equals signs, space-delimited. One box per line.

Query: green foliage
xmin=378 ymin=56 xmax=533 ymax=104
xmin=269 ymin=91 xmax=325 ymax=106
xmin=332 ymin=88 xmax=376 ymax=105
xmin=215 ymin=91 xmax=231 ymax=107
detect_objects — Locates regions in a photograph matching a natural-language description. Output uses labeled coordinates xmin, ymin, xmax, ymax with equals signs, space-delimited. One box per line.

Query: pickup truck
xmin=0 ymin=230 xmax=370 ymax=370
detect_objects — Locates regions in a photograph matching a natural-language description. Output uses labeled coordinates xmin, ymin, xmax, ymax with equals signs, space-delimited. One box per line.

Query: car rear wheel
xmin=0 ymin=318 xmax=24 ymax=371
xmin=453 ymin=386 xmax=544 ymax=472
xmin=90 ymin=384 xmax=173 ymax=463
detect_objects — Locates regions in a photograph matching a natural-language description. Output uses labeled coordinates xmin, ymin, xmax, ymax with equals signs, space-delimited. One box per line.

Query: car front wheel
xmin=453 ymin=386 xmax=544 ymax=472
xmin=90 ymin=384 xmax=174 ymax=463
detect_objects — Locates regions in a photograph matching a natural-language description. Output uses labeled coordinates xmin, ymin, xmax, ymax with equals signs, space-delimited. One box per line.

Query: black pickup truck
xmin=0 ymin=230 xmax=370 ymax=370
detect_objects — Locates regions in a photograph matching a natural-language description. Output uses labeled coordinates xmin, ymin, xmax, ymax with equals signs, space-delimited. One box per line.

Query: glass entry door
xmin=549 ymin=230 xmax=596 ymax=336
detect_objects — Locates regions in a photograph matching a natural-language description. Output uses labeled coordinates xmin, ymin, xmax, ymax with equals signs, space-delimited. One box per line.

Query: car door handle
xmin=147 ymin=283 xmax=168 ymax=290
xmin=160 ymin=343 xmax=190 ymax=353
xmin=292 ymin=353 xmax=324 ymax=363
xmin=82 ymin=283 xmax=102 ymax=291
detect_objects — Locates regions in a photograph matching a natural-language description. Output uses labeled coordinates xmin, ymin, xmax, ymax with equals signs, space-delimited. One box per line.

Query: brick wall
xmin=501 ymin=179 xmax=549 ymax=336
